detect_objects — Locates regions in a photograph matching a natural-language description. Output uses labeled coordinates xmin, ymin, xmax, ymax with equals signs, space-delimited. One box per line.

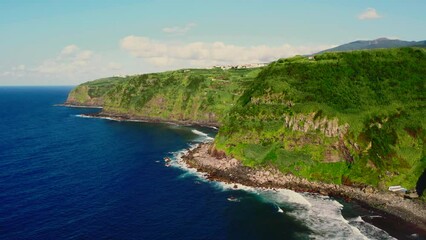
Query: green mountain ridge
xmin=318 ymin=37 xmax=426 ymax=54
xmin=66 ymin=47 xmax=426 ymax=194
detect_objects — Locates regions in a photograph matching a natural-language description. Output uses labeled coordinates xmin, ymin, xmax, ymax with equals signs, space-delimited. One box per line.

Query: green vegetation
xmin=216 ymin=47 xmax=426 ymax=189
xmin=67 ymin=47 xmax=426 ymax=190
xmin=66 ymin=77 xmax=124 ymax=105
xmin=67 ymin=68 xmax=262 ymax=124
xmin=102 ymin=68 xmax=262 ymax=124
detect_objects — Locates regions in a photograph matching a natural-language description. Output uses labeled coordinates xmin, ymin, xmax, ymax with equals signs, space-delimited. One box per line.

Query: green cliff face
xmin=216 ymin=48 xmax=426 ymax=189
xmin=66 ymin=77 xmax=123 ymax=106
xmin=67 ymin=47 xmax=425 ymax=190
xmin=67 ymin=68 xmax=262 ymax=124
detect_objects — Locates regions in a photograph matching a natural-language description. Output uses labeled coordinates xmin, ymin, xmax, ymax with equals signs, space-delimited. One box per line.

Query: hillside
xmin=66 ymin=47 xmax=426 ymax=193
xmin=215 ymin=47 xmax=426 ymax=191
xmin=66 ymin=76 xmax=124 ymax=106
xmin=66 ymin=67 xmax=262 ymax=125
xmin=318 ymin=38 xmax=426 ymax=54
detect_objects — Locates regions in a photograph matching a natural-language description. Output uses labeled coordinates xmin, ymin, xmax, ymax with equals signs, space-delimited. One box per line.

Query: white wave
xmin=167 ymin=143 xmax=210 ymax=181
xmin=210 ymin=180 xmax=394 ymax=239
xmin=348 ymin=216 xmax=396 ymax=240
xmin=58 ymin=104 xmax=103 ymax=109
xmin=191 ymin=129 xmax=214 ymax=141
xmin=75 ymin=114 xmax=122 ymax=122
xmin=284 ymin=194 xmax=368 ymax=240
xmin=102 ymin=117 xmax=121 ymax=121
xmin=75 ymin=114 xmax=91 ymax=118
xmin=259 ymin=189 xmax=312 ymax=208
xmin=165 ymin=132 xmax=394 ymax=240
xmin=192 ymin=129 xmax=208 ymax=136
xmin=212 ymin=181 xmax=258 ymax=194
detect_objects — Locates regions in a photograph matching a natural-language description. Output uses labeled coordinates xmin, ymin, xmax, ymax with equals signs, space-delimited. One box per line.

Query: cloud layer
xmin=2 ymin=38 xmax=333 ymax=85
xmin=1 ymin=45 xmax=123 ymax=84
xmin=35 ymin=45 xmax=95 ymax=74
xmin=358 ymin=8 xmax=382 ymax=20
xmin=120 ymin=36 xmax=331 ymax=67
xmin=162 ymin=23 xmax=196 ymax=34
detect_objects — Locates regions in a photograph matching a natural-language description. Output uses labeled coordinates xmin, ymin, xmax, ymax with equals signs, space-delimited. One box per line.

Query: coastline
xmin=62 ymin=103 xmax=426 ymax=235
xmin=61 ymin=102 xmax=219 ymax=128
xmin=79 ymin=111 xmax=220 ymax=128
xmin=55 ymin=103 xmax=103 ymax=109
xmin=181 ymin=142 xmax=426 ymax=233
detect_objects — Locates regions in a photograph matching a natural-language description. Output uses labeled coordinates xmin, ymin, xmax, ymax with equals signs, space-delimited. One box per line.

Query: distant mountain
xmin=317 ymin=38 xmax=426 ymax=54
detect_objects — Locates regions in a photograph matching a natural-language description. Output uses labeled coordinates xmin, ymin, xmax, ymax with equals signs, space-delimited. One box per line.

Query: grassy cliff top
xmin=217 ymin=47 xmax=425 ymax=190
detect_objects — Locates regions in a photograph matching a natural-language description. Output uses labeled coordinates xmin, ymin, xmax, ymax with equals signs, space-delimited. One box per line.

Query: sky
xmin=0 ymin=0 xmax=425 ymax=86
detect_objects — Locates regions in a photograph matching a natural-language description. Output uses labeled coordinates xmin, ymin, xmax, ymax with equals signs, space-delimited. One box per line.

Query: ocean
xmin=0 ymin=87 xmax=422 ymax=240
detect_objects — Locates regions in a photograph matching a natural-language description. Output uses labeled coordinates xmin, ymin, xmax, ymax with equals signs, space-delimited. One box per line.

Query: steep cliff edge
xmin=66 ymin=68 xmax=262 ymax=125
xmin=216 ymin=47 xmax=426 ymax=192
xmin=66 ymin=48 xmax=426 ymax=195
xmin=65 ymin=77 xmax=123 ymax=106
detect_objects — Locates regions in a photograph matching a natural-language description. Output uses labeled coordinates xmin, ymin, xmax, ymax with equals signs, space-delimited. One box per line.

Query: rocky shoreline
xmin=62 ymin=101 xmax=220 ymax=128
xmin=57 ymin=103 xmax=103 ymax=109
xmin=182 ymin=143 xmax=426 ymax=232
xmin=81 ymin=112 xmax=220 ymax=128
xmin=64 ymin=103 xmax=426 ymax=234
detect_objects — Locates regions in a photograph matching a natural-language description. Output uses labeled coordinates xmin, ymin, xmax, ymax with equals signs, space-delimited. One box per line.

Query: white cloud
xmin=120 ymin=35 xmax=332 ymax=67
xmin=1 ymin=45 xmax=125 ymax=85
xmin=35 ymin=46 xmax=95 ymax=74
xmin=1 ymin=38 xmax=334 ymax=85
xmin=0 ymin=64 xmax=28 ymax=78
xmin=358 ymin=8 xmax=382 ymax=20
xmin=60 ymin=44 xmax=79 ymax=55
xmin=162 ymin=23 xmax=196 ymax=34
xmin=1 ymin=65 xmax=27 ymax=77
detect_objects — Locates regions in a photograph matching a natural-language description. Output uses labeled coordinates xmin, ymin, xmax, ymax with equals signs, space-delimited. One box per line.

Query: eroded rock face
xmin=208 ymin=145 xmax=227 ymax=159
xmin=284 ymin=112 xmax=349 ymax=138
xmin=283 ymin=112 xmax=354 ymax=163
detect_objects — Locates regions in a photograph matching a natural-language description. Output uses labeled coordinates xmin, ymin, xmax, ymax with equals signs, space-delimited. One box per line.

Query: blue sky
xmin=1 ymin=0 xmax=425 ymax=85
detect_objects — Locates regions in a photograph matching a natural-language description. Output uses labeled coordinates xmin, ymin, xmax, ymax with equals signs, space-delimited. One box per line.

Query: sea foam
xmin=191 ymin=129 xmax=214 ymax=141
xmin=167 ymin=128 xmax=395 ymax=240
xmin=75 ymin=114 xmax=122 ymax=122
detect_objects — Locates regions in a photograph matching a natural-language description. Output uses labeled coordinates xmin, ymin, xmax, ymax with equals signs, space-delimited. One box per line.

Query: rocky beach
xmin=181 ymin=143 xmax=426 ymax=233
xmin=79 ymin=111 xmax=220 ymax=128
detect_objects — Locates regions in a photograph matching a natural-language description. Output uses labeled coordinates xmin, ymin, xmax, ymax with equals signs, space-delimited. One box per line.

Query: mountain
xmin=66 ymin=47 xmax=426 ymax=193
xmin=318 ymin=38 xmax=426 ymax=54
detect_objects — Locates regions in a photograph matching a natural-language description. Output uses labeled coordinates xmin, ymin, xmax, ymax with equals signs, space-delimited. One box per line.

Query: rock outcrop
xmin=284 ymin=112 xmax=349 ymax=138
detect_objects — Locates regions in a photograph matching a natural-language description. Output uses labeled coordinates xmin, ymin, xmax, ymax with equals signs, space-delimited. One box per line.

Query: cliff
xmin=66 ymin=68 xmax=262 ymax=125
xmin=216 ymin=47 xmax=426 ymax=192
xmin=65 ymin=77 xmax=123 ymax=106
xmin=66 ymin=47 xmax=426 ymax=194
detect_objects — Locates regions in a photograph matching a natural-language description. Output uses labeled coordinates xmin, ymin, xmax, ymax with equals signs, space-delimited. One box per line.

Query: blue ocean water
xmin=0 ymin=87 xmax=422 ymax=240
